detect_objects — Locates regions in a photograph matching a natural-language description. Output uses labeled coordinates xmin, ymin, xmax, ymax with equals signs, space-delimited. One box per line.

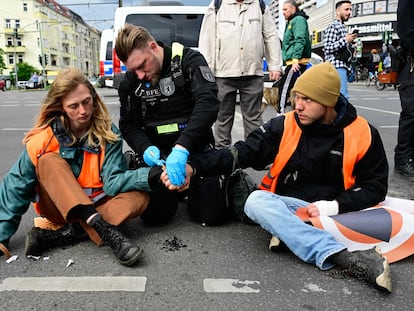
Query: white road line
xmin=354 ymin=105 xmax=400 ymax=115
xmin=2 ymin=128 xmax=30 ymax=131
xmin=203 ymin=278 xmax=260 ymax=293
xmin=0 ymin=276 xmax=147 ymax=292
xmin=379 ymin=125 xmax=398 ymax=128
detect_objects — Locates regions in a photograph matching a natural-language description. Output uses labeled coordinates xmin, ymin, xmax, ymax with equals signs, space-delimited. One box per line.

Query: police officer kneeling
xmin=116 ymin=24 xmax=227 ymax=226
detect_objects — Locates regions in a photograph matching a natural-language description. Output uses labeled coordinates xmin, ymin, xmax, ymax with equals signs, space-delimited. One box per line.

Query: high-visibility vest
xmin=26 ymin=126 xmax=105 ymax=214
xmin=259 ymin=111 xmax=372 ymax=193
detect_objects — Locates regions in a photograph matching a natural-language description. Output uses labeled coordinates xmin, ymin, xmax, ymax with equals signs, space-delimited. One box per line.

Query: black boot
xmin=88 ymin=214 xmax=143 ymax=266
xmin=25 ymin=223 xmax=88 ymax=256
xmin=332 ymin=247 xmax=392 ymax=293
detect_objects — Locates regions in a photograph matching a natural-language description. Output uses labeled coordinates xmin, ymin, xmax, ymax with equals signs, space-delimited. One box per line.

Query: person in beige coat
xmin=199 ymin=0 xmax=282 ymax=148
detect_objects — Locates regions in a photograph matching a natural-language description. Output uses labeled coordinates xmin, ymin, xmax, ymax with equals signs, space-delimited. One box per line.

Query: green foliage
xmin=10 ymin=62 xmax=40 ymax=81
xmin=0 ymin=49 xmax=6 ymax=73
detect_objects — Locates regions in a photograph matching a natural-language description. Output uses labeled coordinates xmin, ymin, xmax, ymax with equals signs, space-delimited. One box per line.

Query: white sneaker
xmin=268 ymin=235 xmax=281 ymax=251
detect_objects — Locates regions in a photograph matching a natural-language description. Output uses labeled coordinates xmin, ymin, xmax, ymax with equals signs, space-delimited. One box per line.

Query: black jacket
xmin=191 ymin=96 xmax=388 ymax=213
xmin=118 ymin=43 xmax=219 ymax=156
xmin=397 ymin=0 xmax=414 ymax=52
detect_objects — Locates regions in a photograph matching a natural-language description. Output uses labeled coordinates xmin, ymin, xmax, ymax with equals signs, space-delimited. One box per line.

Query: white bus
xmin=112 ymin=5 xmax=207 ymax=89
xmin=99 ymin=28 xmax=114 ymax=88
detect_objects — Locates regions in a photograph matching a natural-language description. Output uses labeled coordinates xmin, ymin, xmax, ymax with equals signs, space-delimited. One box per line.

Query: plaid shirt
xmin=324 ymin=19 xmax=351 ymax=70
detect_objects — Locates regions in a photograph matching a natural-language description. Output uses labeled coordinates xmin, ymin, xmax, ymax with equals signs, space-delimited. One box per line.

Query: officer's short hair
xmin=115 ymin=23 xmax=156 ymax=63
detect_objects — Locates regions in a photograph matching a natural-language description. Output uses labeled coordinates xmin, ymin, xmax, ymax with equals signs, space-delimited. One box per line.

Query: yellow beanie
xmin=291 ymin=62 xmax=340 ymax=107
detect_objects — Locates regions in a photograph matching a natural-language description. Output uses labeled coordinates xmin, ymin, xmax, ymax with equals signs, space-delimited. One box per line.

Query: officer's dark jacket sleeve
xmin=190 ymin=117 xmax=284 ymax=176
xmin=176 ymin=48 xmax=219 ymax=151
xmin=118 ymin=72 xmax=153 ymax=155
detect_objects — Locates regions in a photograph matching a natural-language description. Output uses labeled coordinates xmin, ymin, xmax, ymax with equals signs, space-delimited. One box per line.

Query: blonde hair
xmin=23 ymin=67 xmax=119 ymax=147
xmin=115 ymin=23 xmax=155 ymax=63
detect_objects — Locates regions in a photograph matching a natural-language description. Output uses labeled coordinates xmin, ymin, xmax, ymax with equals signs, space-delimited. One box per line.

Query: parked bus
xmin=112 ymin=5 xmax=207 ymax=89
xmin=99 ymin=28 xmax=114 ymax=88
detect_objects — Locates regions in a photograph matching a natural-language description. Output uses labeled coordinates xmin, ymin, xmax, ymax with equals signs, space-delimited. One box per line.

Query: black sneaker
xmin=89 ymin=214 xmax=143 ymax=266
xmin=346 ymin=247 xmax=392 ymax=293
xmin=395 ymin=159 xmax=414 ymax=176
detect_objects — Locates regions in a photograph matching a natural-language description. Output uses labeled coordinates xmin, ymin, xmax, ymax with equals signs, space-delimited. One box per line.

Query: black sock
xmin=330 ymin=249 xmax=353 ymax=269
xmin=69 ymin=204 xmax=97 ymax=223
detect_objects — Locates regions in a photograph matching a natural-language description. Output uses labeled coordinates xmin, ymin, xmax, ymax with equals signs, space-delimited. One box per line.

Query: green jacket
xmin=282 ymin=11 xmax=312 ymax=65
xmin=0 ymin=120 xmax=152 ymax=244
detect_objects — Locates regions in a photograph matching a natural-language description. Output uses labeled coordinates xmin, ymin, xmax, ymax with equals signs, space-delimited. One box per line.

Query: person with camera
xmin=324 ymin=0 xmax=357 ymax=99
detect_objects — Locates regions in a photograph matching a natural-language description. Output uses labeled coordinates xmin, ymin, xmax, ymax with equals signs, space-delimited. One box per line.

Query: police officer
xmin=115 ymin=24 xmax=227 ymax=226
xmin=394 ymin=0 xmax=414 ymax=177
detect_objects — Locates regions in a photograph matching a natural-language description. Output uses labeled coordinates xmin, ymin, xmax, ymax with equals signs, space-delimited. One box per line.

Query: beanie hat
xmin=291 ymin=62 xmax=340 ymax=107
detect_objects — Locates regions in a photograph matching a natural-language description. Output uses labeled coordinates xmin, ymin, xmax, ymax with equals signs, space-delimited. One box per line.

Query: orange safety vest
xmin=26 ymin=126 xmax=105 ymax=214
xmin=259 ymin=111 xmax=372 ymax=193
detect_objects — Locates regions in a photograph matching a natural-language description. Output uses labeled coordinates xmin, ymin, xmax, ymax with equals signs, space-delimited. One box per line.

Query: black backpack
xmin=214 ymin=0 xmax=266 ymax=14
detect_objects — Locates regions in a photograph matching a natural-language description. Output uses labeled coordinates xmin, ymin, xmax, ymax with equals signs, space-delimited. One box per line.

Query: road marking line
xmin=354 ymin=105 xmax=400 ymax=115
xmin=203 ymin=278 xmax=260 ymax=293
xmin=2 ymin=128 xmax=30 ymax=131
xmin=0 ymin=276 xmax=147 ymax=292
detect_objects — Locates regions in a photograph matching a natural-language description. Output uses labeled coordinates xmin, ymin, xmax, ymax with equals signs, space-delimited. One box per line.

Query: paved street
xmin=0 ymin=85 xmax=413 ymax=310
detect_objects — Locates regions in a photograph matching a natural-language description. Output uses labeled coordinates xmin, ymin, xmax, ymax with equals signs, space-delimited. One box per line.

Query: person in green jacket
xmin=277 ymin=0 xmax=312 ymax=114
xmin=0 ymin=67 xmax=164 ymax=266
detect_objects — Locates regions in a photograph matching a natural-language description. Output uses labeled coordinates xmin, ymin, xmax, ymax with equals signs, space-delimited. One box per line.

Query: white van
xmin=112 ymin=5 xmax=207 ymax=89
xmin=99 ymin=29 xmax=114 ymax=88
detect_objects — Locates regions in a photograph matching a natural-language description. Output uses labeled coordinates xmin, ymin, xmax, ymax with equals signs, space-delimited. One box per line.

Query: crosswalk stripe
xmin=203 ymin=278 xmax=260 ymax=293
xmin=0 ymin=276 xmax=147 ymax=292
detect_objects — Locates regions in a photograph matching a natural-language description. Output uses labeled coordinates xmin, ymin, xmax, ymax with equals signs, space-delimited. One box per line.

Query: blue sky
xmin=58 ymin=0 xmax=213 ymax=31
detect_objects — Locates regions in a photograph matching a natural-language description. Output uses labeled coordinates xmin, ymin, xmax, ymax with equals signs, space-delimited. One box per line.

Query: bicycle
xmin=365 ymin=73 xmax=378 ymax=87
xmin=365 ymin=66 xmax=380 ymax=87
xmin=355 ymin=66 xmax=369 ymax=82
xmin=375 ymin=70 xmax=398 ymax=91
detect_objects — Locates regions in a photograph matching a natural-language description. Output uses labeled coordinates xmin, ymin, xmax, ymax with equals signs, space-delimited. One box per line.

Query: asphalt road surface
xmin=0 ymin=84 xmax=413 ymax=310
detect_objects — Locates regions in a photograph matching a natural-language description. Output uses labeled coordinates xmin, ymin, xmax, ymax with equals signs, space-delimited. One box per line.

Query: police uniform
xmin=118 ymin=42 xmax=227 ymax=225
xmin=394 ymin=0 xmax=414 ymax=175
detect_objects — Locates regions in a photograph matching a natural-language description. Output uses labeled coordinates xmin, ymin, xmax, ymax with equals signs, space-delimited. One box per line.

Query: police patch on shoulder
xmin=159 ymin=77 xmax=175 ymax=96
xmin=199 ymin=66 xmax=215 ymax=82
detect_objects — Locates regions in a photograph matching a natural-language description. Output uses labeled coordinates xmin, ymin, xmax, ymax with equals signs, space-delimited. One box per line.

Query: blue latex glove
xmin=143 ymin=146 xmax=165 ymax=167
xmin=166 ymin=147 xmax=189 ymax=186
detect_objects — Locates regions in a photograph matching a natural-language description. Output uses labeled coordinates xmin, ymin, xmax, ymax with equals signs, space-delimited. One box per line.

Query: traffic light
xmin=38 ymin=54 xmax=48 ymax=66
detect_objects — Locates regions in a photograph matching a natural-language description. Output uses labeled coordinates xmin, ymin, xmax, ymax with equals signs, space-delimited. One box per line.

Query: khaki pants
xmin=36 ymin=153 xmax=150 ymax=245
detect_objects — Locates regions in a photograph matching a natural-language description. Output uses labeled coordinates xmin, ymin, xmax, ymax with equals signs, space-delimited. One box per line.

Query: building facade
xmin=268 ymin=0 xmax=398 ymax=64
xmin=0 ymin=0 xmax=100 ymax=81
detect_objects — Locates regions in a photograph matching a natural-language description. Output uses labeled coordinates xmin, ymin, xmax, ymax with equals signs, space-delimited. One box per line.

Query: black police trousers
xmin=395 ymin=57 xmax=414 ymax=165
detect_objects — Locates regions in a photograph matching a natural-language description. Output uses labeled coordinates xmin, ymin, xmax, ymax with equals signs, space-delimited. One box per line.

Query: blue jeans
xmin=336 ymin=67 xmax=349 ymax=99
xmin=244 ymin=190 xmax=346 ymax=270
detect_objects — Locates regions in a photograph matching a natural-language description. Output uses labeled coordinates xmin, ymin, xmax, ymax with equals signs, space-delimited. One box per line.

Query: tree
xmin=10 ymin=62 xmax=39 ymax=82
xmin=0 ymin=49 xmax=6 ymax=74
